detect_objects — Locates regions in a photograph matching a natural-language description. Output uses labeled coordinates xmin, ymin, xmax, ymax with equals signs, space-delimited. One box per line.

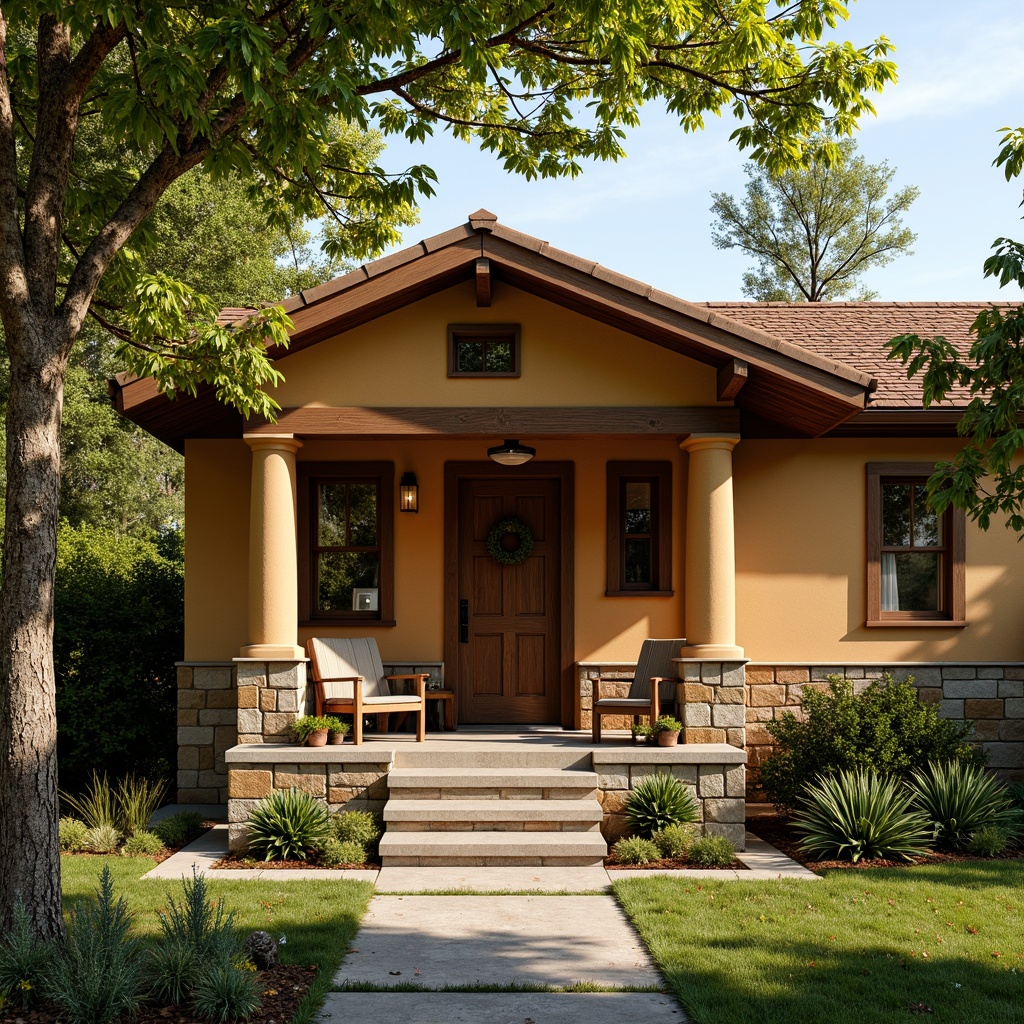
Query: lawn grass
xmin=615 ymin=862 xmax=1024 ymax=1024
xmin=61 ymin=856 xmax=374 ymax=1024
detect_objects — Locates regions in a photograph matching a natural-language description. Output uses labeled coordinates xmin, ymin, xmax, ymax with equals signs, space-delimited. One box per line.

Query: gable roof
xmin=114 ymin=211 xmax=986 ymax=448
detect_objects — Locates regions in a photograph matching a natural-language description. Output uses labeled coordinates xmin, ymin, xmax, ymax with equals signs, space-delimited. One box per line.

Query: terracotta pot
xmin=656 ymin=730 xmax=680 ymax=747
xmin=327 ymin=731 xmax=346 ymax=745
xmin=306 ymin=729 xmax=329 ymax=747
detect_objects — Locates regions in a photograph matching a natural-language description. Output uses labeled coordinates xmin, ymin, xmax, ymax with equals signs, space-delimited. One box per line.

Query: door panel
xmin=457 ymin=476 xmax=560 ymax=723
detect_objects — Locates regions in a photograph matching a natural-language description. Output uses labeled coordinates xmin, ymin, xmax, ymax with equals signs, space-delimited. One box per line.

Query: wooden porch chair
xmin=591 ymin=638 xmax=685 ymax=742
xmin=306 ymin=637 xmax=427 ymax=744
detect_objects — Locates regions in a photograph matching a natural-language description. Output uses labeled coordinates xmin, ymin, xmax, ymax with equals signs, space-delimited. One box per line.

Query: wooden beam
xmin=716 ymin=358 xmax=748 ymax=401
xmin=475 ymin=258 xmax=491 ymax=307
xmin=244 ymin=406 xmax=741 ymax=439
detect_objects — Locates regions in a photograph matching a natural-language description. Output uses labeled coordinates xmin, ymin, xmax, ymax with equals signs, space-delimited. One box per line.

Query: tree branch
xmin=0 ymin=10 xmax=29 ymax=323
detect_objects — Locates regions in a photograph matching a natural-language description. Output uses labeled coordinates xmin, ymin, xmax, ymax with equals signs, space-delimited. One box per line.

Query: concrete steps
xmin=380 ymin=762 xmax=607 ymax=867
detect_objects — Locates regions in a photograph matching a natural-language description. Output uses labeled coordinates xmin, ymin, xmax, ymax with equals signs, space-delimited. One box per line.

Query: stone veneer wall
xmin=235 ymin=660 xmax=308 ymax=743
xmin=746 ymin=663 xmax=1024 ymax=798
xmin=177 ymin=662 xmax=237 ymax=804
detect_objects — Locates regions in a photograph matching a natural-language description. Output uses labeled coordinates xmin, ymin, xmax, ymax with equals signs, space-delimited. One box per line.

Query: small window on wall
xmin=866 ymin=463 xmax=965 ymax=627
xmin=448 ymin=324 xmax=520 ymax=377
xmin=606 ymin=462 xmax=672 ymax=596
xmin=298 ymin=462 xmax=394 ymax=624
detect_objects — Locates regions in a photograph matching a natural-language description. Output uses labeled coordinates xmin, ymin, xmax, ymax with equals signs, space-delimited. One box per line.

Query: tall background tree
xmin=888 ymin=126 xmax=1024 ymax=532
xmin=0 ymin=2 xmax=896 ymax=938
xmin=710 ymin=137 xmax=918 ymax=301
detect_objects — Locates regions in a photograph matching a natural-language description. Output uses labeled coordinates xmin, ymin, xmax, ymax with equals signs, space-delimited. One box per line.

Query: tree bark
xmin=0 ymin=313 xmax=70 ymax=940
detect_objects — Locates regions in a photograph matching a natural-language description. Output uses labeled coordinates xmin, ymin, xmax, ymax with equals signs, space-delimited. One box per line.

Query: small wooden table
xmin=425 ymin=689 xmax=457 ymax=731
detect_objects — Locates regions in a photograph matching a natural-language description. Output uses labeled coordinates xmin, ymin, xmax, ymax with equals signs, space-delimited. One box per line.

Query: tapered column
xmin=679 ymin=434 xmax=744 ymax=660
xmin=240 ymin=434 xmax=304 ymax=659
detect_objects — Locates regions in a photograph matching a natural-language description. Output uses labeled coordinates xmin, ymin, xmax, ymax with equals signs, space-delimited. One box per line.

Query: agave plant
xmin=245 ymin=789 xmax=330 ymax=862
xmin=625 ymin=773 xmax=699 ymax=838
xmin=907 ymin=760 xmax=1023 ymax=851
xmin=791 ymin=769 xmax=933 ymax=863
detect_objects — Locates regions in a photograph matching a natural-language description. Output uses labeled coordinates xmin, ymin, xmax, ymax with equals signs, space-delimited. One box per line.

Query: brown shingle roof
xmin=698 ymin=302 xmax=1016 ymax=408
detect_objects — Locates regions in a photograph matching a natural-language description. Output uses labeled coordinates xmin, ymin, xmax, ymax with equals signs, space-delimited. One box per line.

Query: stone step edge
xmin=379 ymin=832 xmax=607 ymax=856
xmin=383 ymin=799 xmax=603 ymax=822
xmin=388 ymin=768 xmax=598 ymax=786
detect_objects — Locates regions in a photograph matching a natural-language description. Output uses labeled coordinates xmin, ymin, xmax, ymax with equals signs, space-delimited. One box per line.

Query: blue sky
xmin=379 ymin=0 xmax=1024 ymax=301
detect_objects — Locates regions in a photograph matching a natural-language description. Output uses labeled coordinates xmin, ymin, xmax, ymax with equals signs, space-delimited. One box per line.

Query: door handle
xmin=459 ymin=599 xmax=469 ymax=643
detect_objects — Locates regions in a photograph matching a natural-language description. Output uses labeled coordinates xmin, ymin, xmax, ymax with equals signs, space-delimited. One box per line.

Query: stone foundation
xmin=674 ymin=659 xmax=746 ymax=749
xmin=576 ymin=663 xmax=637 ymax=729
xmin=746 ymin=663 xmax=1024 ymax=797
xmin=235 ymin=659 xmax=308 ymax=743
xmin=176 ymin=662 xmax=237 ymax=804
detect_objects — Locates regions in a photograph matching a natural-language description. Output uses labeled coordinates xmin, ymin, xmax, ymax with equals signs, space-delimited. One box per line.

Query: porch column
xmin=240 ymin=434 xmax=304 ymax=659
xmin=679 ymin=433 xmax=744 ymax=660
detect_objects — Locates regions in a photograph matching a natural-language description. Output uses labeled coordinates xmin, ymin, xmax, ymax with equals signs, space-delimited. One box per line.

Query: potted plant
xmin=631 ymin=723 xmax=653 ymax=746
xmin=291 ymin=715 xmax=332 ymax=747
xmin=653 ymin=715 xmax=683 ymax=747
xmin=326 ymin=717 xmax=350 ymax=745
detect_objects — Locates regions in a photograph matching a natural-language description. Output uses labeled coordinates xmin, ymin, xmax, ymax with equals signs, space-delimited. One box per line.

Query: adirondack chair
xmin=306 ymin=637 xmax=427 ymax=744
xmin=591 ymin=638 xmax=685 ymax=742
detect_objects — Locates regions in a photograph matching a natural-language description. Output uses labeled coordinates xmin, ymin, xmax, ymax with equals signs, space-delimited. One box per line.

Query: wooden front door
xmin=455 ymin=475 xmax=562 ymax=724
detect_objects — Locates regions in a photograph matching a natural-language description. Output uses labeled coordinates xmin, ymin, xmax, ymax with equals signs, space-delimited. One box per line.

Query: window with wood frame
xmin=298 ymin=462 xmax=395 ymax=625
xmin=606 ymin=462 xmax=672 ymax=596
xmin=866 ymin=463 xmax=965 ymax=627
xmin=447 ymin=324 xmax=520 ymax=377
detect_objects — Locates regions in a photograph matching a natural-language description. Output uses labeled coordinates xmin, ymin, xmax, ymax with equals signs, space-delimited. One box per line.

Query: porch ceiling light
xmin=399 ymin=471 xmax=419 ymax=512
xmin=487 ymin=439 xmax=536 ymax=466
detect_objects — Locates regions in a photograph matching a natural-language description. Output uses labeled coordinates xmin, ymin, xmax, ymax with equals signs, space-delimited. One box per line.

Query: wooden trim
xmin=716 ymin=358 xmax=748 ymax=401
xmin=830 ymin=409 xmax=966 ymax=438
xmin=475 ymin=259 xmax=491 ymax=307
xmin=297 ymin=461 xmax=395 ymax=625
xmin=443 ymin=460 xmax=575 ymax=729
xmin=865 ymin=462 xmax=966 ymax=626
xmin=447 ymin=323 xmax=521 ymax=377
xmin=246 ymin=406 xmax=741 ymax=438
xmin=606 ymin=461 xmax=672 ymax=595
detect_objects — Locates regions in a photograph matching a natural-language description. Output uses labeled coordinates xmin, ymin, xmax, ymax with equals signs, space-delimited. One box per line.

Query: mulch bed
xmin=60 ymin=823 xmax=218 ymax=866
xmin=0 ymin=964 xmax=317 ymax=1024
xmin=605 ymin=855 xmax=746 ymax=870
xmin=211 ymin=855 xmax=379 ymax=870
xmin=750 ymin=813 xmax=1024 ymax=871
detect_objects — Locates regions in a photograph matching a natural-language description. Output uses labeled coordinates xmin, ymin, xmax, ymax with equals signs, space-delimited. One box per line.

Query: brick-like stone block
xmin=716 ymin=685 xmax=745 ymax=704
xmin=721 ymin=664 xmax=745 ymax=687
xmin=602 ymin=813 xmax=630 ymax=843
xmin=916 ymin=687 xmax=943 ymax=705
xmin=944 ymin=679 xmax=998 ymax=699
xmin=1000 ymin=681 xmax=1024 ymax=698
xmin=965 ymin=699 xmax=1004 ymax=720
xmin=703 ymin=798 xmax=745 ymax=823
xmin=263 ymin=712 xmax=295 ymax=737
xmin=683 ymin=682 xmax=713 ymax=703
xmin=199 ymin=708 xmax=236 ymax=726
xmin=684 ymin=727 xmax=726 ymax=744
xmin=259 ymin=689 xmax=277 ymax=712
xmin=178 ymin=726 xmax=214 ymax=745
xmin=237 ymin=686 xmax=259 ymax=709
xmin=1004 ymin=698 xmax=1024 ymax=719
xmin=214 ymin=725 xmax=236 ymax=753
xmin=938 ymin=699 xmax=964 ymax=720
xmin=697 ymin=662 xmax=722 ymax=682
xmin=578 ymin=679 xmax=592 ymax=697
xmin=177 ymin=666 xmax=194 ymax=688
xmin=182 ymin=788 xmax=220 ymax=804
xmin=177 ymin=710 xmax=199 ymax=727
xmin=978 ymin=667 xmax=1005 ymax=679
xmin=237 ymin=709 xmax=262 ymax=734
xmin=726 ymin=728 xmax=745 ymax=747
xmin=597 ymin=771 xmax=629 ymax=790
xmin=228 ymin=770 xmax=272 ymax=799
xmin=668 ymin=765 xmax=698 ymax=785
xmin=725 ymin=765 xmax=745 ymax=798
xmin=983 ymin=743 xmax=1024 ymax=769
xmin=698 ymin=766 xmax=725 ymax=798
xmin=745 ymin=722 xmax=773 ymax=745
xmin=908 ymin=667 xmax=941 ymax=686
xmin=206 ymin=688 xmax=237 ymax=709
xmin=972 ymin=721 xmax=1001 ymax=741
xmin=270 ymin=663 xmax=304 ymax=689
xmin=704 ymin=822 xmax=745 ymax=850
xmin=683 ymin=703 xmax=711 ymax=728
xmin=277 ymin=687 xmax=301 ymax=713
xmin=178 ymin=689 xmax=206 ymax=709
xmin=681 ymin=662 xmax=701 ymax=681
xmin=275 ymin=771 xmax=326 ymax=797
xmin=198 ymin=769 xmax=224 ymax=789
xmin=745 ymin=667 xmax=775 ymax=684
xmin=236 ymin=663 xmax=266 ymax=687
xmin=999 ymin=720 xmax=1024 ymax=742
xmin=598 ymin=790 xmax=629 ymax=814
xmin=712 ymin=704 xmax=745 ymax=728
xmin=1004 ymin=668 xmax=1024 ymax=680
xmin=227 ymin=824 xmax=249 ymax=853
xmin=177 ymin=769 xmax=199 ymax=789
xmin=941 ymin=667 xmax=977 ymax=680
xmin=194 ymin=667 xmax=232 ymax=690
xmin=228 ymin=798 xmax=262 ymax=823
xmin=199 ymin=746 xmax=215 ymax=770
xmin=776 ymin=668 xmax=810 ymax=684
xmin=178 ymin=747 xmax=200 ymax=770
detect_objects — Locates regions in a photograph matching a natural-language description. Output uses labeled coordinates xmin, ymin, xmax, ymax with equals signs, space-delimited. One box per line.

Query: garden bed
xmin=210 ymin=855 xmax=379 ymax=870
xmin=605 ymin=855 xmax=746 ymax=870
xmin=750 ymin=814 xmax=1024 ymax=870
xmin=0 ymin=964 xmax=317 ymax=1024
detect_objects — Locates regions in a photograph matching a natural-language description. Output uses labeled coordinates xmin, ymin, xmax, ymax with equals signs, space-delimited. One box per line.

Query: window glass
xmin=624 ymin=538 xmax=652 ymax=586
xmin=457 ymin=341 xmax=483 ymax=372
xmin=348 ymin=484 xmax=378 ymax=546
xmin=317 ymin=551 xmax=380 ymax=612
xmin=882 ymin=483 xmax=911 ymax=546
xmin=913 ymin=484 xmax=941 ymax=545
xmin=893 ymin=552 xmax=940 ymax=611
xmin=624 ymin=482 xmax=652 ymax=534
xmin=314 ymin=480 xmax=381 ymax=615
xmin=318 ymin=483 xmax=348 ymax=546
xmin=484 ymin=341 xmax=512 ymax=372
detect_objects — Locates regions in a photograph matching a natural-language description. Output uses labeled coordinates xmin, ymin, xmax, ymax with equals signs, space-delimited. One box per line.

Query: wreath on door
xmin=486 ymin=517 xmax=534 ymax=566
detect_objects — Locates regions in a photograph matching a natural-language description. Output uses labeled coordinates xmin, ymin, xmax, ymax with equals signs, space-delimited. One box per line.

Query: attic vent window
xmin=448 ymin=324 xmax=520 ymax=377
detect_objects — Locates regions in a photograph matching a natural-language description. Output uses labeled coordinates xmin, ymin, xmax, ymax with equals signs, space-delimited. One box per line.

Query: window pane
xmin=484 ymin=341 xmax=512 ymax=372
xmin=624 ymin=538 xmax=652 ymax=586
xmin=624 ymin=482 xmax=651 ymax=534
xmin=913 ymin=484 xmax=941 ymax=546
xmin=882 ymin=483 xmax=911 ymax=546
xmin=348 ymin=484 xmax=378 ymax=546
xmin=318 ymin=551 xmax=380 ymax=612
xmin=318 ymin=484 xmax=348 ymax=545
xmin=894 ymin=552 xmax=940 ymax=611
xmin=457 ymin=341 xmax=483 ymax=372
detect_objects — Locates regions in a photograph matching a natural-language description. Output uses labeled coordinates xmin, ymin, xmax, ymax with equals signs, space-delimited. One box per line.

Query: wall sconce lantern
xmin=487 ymin=439 xmax=536 ymax=466
xmin=399 ymin=471 xmax=419 ymax=512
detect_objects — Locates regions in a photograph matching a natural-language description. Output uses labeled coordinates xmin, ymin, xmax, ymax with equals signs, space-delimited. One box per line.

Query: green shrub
xmin=316 ymin=838 xmax=367 ymax=866
xmin=689 ymin=835 xmax=736 ymax=867
xmin=969 ymin=825 xmax=1009 ymax=857
xmin=43 ymin=866 xmax=143 ymax=1024
xmin=154 ymin=811 xmax=205 ymax=848
xmin=331 ymin=809 xmax=383 ymax=848
xmin=85 ymin=824 xmax=121 ymax=854
xmin=791 ymin=769 xmax=933 ymax=863
xmin=115 ymin=776 xmax=168 ymax=836
xmin=625 ymin=773 xmax=699 ymax=838
xmin=1007 ymin=781 xmax=1024 ymax=810
xmin=146 ymin=943 xmax=197 ymax=1007
xmin=613 ymin=836 xmax=661 ymax=865
xmin=246 ymin=789 xmax=330 ymax=861
xmin=0 ymin=897 xmax=51 ymax=1008
xmin=61 ymin=773 xmax=117 ymax=830
xmin=191 ymin=963 xmax=261 ymax=1024
xmin=122 ymin=831 xmax=165 ymax=857
xmin=653 ymin=822 xmax=698 ymax=859
xmin=59 ymin=817 xmax=90 ymax=852
xmin=907 ymin=760 xmax=1022 ymax=851
xmin=759 ymin=675 xmax=983 ymax=811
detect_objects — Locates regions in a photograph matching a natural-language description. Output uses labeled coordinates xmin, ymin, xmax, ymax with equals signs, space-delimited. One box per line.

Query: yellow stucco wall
xmin=734 ymin=438 xmax=1024 ymax=662
xmin=272 ymin=280 xmax=719 ymax=408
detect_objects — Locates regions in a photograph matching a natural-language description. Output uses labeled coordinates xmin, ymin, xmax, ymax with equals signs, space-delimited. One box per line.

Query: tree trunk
xmin=0 ymin=313 xmax=70 ymax=940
